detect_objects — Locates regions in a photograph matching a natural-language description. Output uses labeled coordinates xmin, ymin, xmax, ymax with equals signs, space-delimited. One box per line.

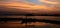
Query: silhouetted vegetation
xmin=0 ymin=13 xmax=60 ymax=16
xmin=0 ymin=18 xmax=60 ymax=25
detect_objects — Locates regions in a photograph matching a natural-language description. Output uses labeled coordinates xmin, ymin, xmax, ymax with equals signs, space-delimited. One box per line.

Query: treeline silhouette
xmin=0 ymin=14 xmax=60 ymax=16
xmin=0 ymin=18 xmax=60 ymax=25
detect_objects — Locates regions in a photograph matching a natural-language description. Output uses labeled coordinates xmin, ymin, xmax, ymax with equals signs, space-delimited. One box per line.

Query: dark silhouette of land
xmin=0 ymin=13 xmax=60 ymax=16
xmin=0 ymin=18 xmax=60 ymax=25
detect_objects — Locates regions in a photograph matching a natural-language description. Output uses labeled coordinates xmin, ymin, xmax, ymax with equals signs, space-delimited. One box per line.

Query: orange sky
xmin=0 ymin=0 xmax=60 ymax=14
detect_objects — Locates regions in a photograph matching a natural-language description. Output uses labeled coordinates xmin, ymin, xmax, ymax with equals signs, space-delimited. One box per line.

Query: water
xmin=0 ymin=16 xmax=60 ymax=21
xmin=0 ymin=16 xmax=60 ymax=28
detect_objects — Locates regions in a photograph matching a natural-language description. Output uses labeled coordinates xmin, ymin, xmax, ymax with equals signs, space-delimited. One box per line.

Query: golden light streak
xmin=38 ymin=0 xmax=59 ymax=4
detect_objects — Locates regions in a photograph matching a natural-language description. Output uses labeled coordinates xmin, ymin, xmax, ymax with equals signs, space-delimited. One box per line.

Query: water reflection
xmin=0 ymin=16 xmax=60 ymax=28
xmin=0 ymin=16 xmax=60 ymax=21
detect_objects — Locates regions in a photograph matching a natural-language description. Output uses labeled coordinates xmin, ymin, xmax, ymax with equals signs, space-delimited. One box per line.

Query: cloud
xmin=0 ymin=0 xmax=53 ymax=11
xmin=0 ymin=5 xmax=27 ymax=14
xmin=0 ymin=0 xmax=60 ymax=14
xmin=0 ymin=2 xmax=50 ymax=10
xmin=38 ymin=0 xmax=60 ymax=4
xmin=0 ymin=0 xmax=22 ymax=1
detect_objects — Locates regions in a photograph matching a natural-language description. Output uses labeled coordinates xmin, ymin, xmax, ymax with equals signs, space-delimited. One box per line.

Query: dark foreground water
xmin=0 ymin=16 xmax=60 ymax=28
xmin=0 ymin=21 xmax=60 ymax=28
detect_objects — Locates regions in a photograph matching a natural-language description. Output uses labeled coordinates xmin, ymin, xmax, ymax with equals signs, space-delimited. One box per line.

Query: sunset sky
xmin=0 ymin=0 xmax=60 ymax=14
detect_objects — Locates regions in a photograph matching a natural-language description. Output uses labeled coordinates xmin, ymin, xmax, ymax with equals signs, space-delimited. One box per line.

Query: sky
xmin=0 ymin=0 xmax=60 ymax=14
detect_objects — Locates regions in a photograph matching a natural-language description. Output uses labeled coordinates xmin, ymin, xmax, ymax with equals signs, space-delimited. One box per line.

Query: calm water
xmin=0 ymin=16 xmax=60 ymax=21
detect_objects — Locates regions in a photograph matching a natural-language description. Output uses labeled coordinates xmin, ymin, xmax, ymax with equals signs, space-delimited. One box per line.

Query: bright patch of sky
xmin=26 ymin=0 xmax=43 ymax=5
xmin=0 ymin=0 xmax=42 ymax=5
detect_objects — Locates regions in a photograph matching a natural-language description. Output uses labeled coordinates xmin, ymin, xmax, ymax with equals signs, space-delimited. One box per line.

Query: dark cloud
xmin=0 ymin=5 xmax=29 ymax=15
